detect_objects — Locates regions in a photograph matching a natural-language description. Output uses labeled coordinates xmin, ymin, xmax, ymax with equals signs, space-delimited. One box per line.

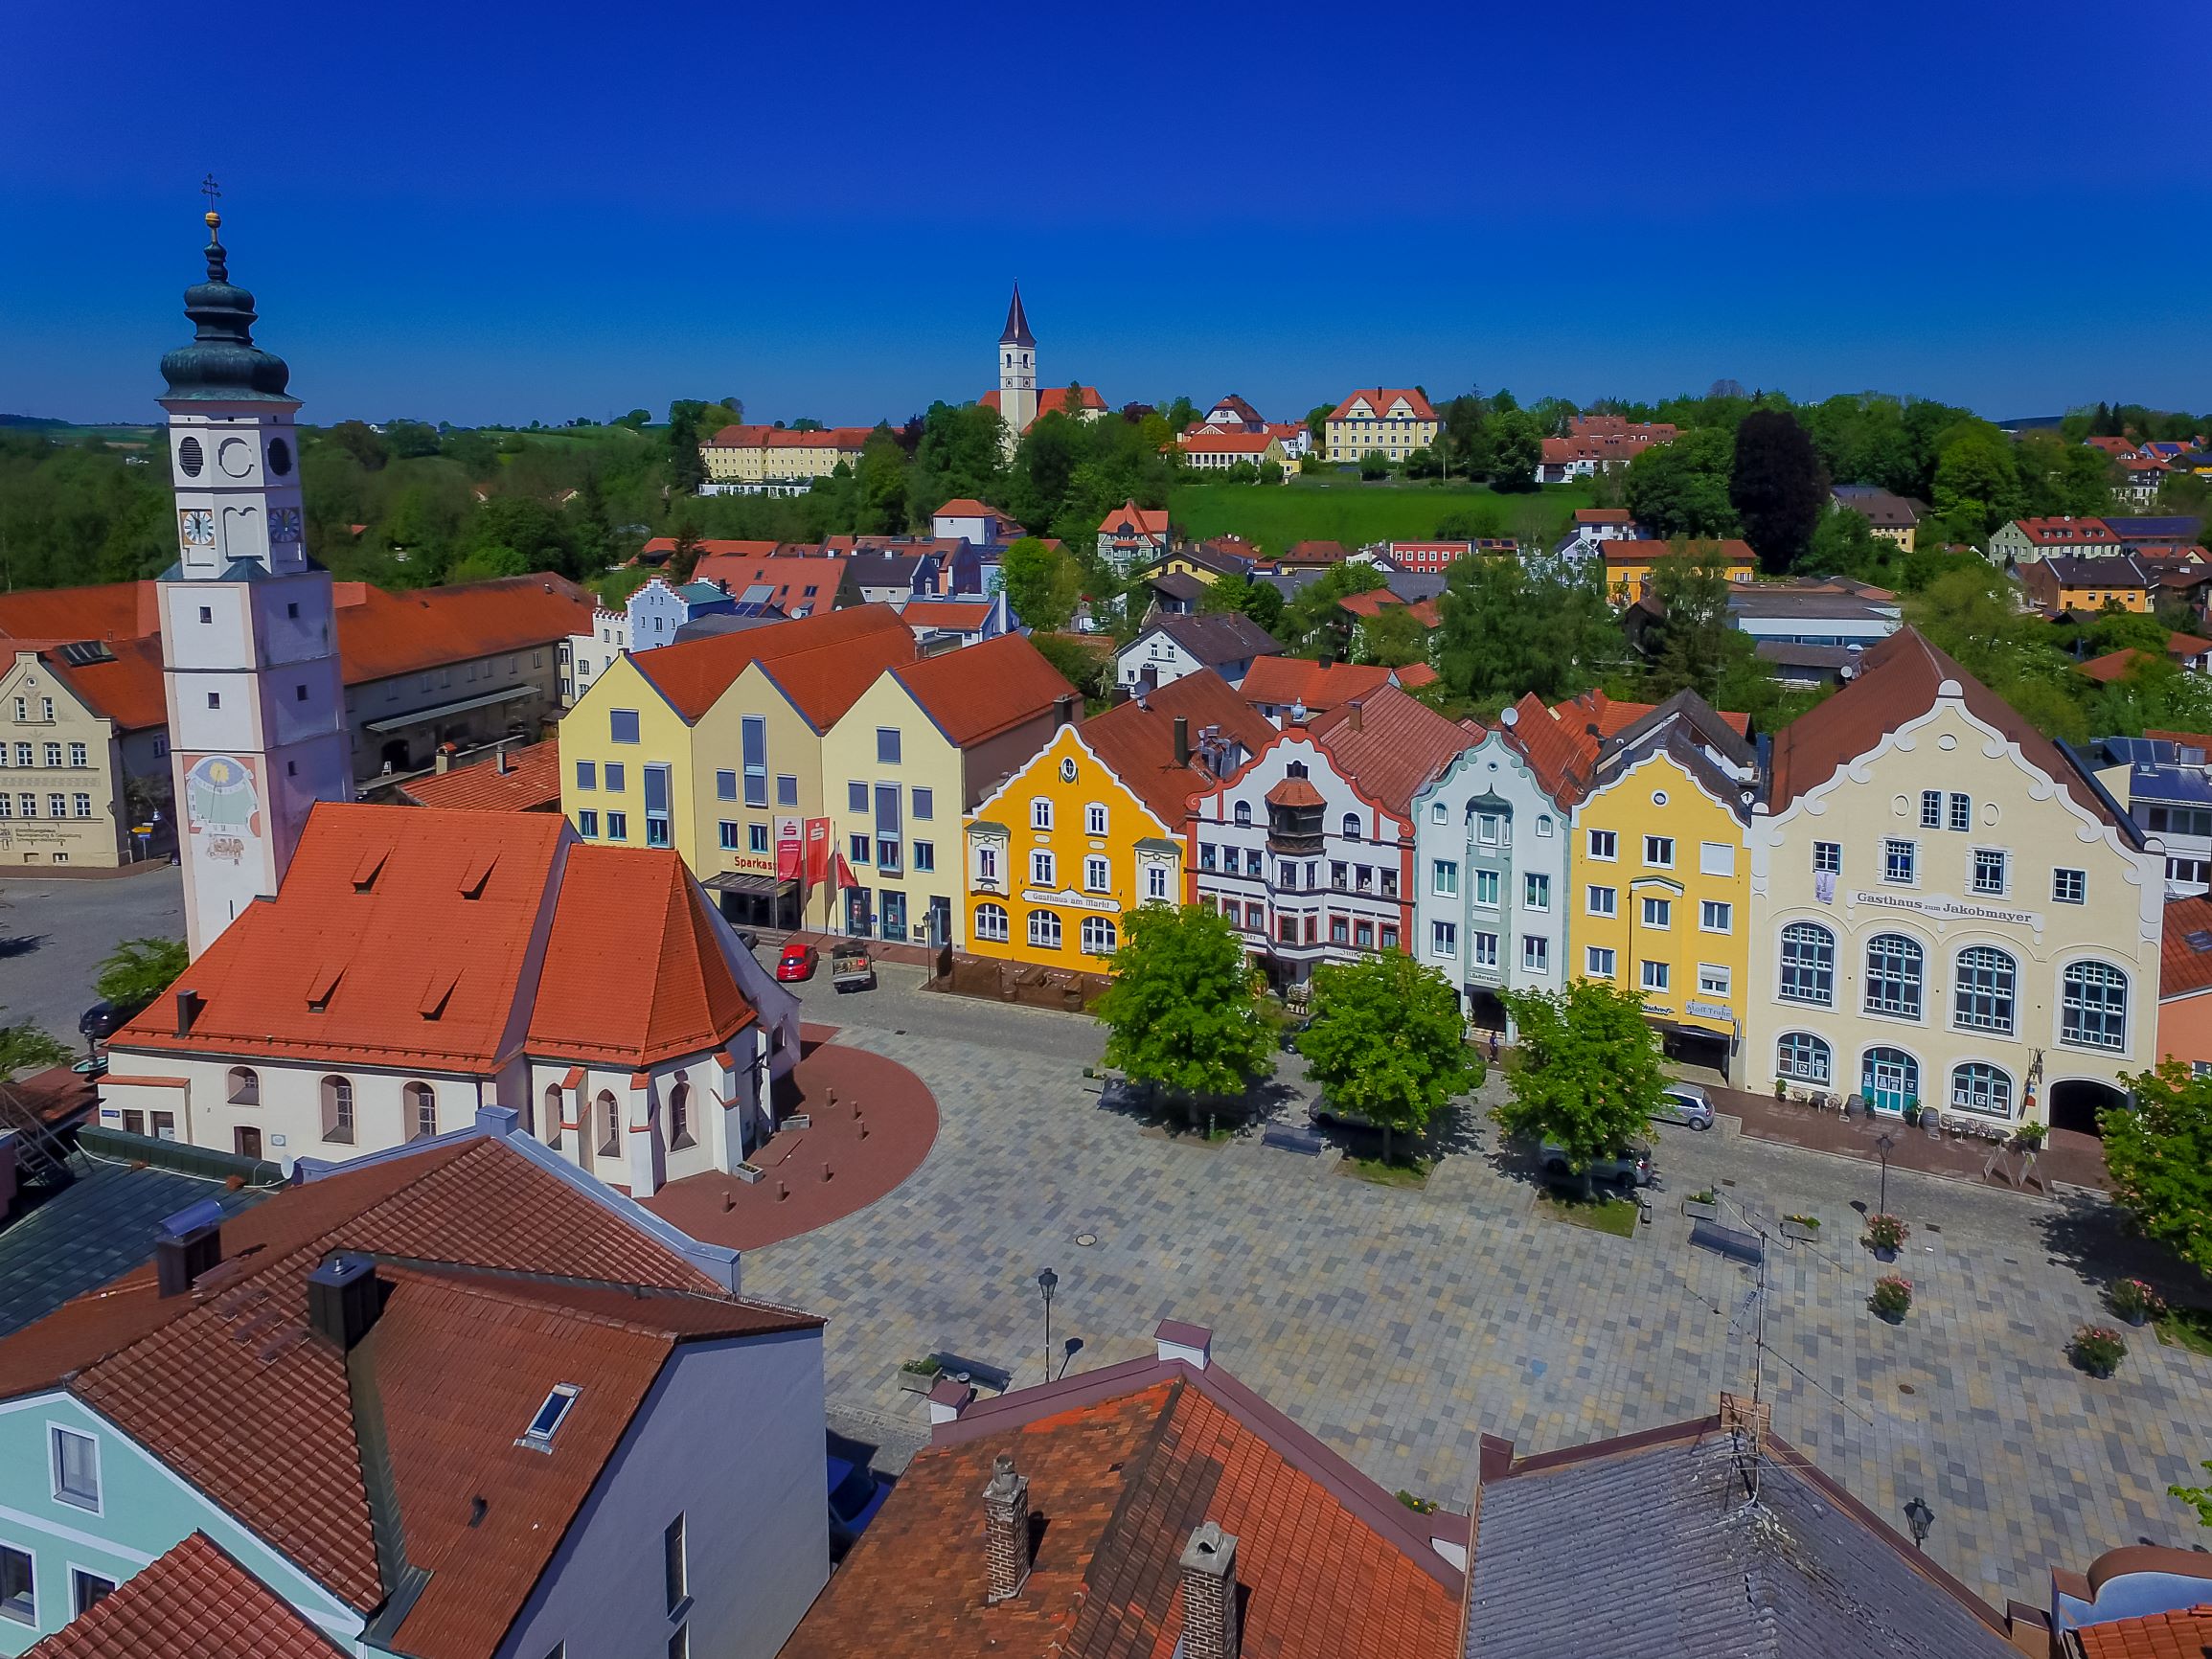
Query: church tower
xmin=997 ymin=284 xmax=1037 ymax=452
xmin=156 ymin=207 xmax=352 ymax=958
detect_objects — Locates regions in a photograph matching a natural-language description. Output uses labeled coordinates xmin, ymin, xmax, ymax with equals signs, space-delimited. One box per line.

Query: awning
xmin=703 ymin=871 xmax=797 ymax=898
xmin=363 ymin=685 xmax=537 ymax=733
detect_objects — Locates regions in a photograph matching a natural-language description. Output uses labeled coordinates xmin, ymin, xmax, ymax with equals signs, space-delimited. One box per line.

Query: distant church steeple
xmin=155 ymin=200 xmax=352 ymax=957
xmin=996 ymin=284 xmax=1037 ymax=451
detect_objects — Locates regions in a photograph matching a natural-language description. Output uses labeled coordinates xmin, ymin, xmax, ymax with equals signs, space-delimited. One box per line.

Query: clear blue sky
xmin=8 ymin=3 xmax=2207 ymax=428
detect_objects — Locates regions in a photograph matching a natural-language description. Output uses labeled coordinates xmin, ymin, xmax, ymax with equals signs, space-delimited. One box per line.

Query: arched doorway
xmin=2048 ymin=1078 xmax=2127 ymax=1137
xmin=1860 ymin=1046 xmax=1919 ymax=1116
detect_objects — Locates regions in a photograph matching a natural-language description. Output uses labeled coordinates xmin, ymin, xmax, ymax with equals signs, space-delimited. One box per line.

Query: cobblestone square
xmin=745 ymin=969 xmax=2212 ymax=1611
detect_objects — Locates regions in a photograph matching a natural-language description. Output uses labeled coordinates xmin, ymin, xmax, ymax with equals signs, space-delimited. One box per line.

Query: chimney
xmin=1347 ymin=699 xmax=1363 ymax=733
xmin=152 ymin=1200 xmax=223 ymax=1298
xmin=496 ymin=744 xmax=512 ymax=775
xmin=1154 ymin=1318 xmax=1212 ymax=1369
xmin=1178 ymin=1522 xmax=1240 ymax=1659
xmin=1174 ymin=716 xmax=1190 ymax=768
xmin=1318 ymin=653 xmax=1334 ymax=670
xmin=434 ymin=748 xmax=452 ymax=774
xmin=1054 ymin=692 xmax=1079 ymax=728
xmin=173 ymin=988 xmax=203 ymax=1037
xmin=981 ymin=1452 xmax=1032 ymax=1603
xmin=307 ymin=1253 xmax=383 ymax=1352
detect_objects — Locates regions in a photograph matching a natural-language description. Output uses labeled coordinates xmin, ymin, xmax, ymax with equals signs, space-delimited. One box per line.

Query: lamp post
xmin=1874 ymin=1130 xmax=1898 ymax=1218
xmin=1037 ymin=1267 xmax=1058 ymax=1381
xmin=1904 ymin=1496 xmax=1933 ymax=1550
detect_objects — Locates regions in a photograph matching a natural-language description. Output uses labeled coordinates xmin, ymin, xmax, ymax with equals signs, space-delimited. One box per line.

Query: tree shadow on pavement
xmin=0 ymin=933 xmax=47 ymax=960
xmin=2037 ymin=1190 xmax=2203 ymax=1298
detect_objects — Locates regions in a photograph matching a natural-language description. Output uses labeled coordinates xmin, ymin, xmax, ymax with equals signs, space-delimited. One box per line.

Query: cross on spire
xmin=199 ymin=173 xmax=222 ymax=215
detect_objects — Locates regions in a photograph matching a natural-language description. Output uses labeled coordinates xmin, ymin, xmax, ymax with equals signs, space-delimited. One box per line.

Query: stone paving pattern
xmin=745 ymin=970 xmax=2212 ymax=1612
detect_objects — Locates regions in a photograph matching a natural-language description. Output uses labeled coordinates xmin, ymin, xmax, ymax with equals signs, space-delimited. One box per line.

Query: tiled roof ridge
xmin=1060 ymin=1376 xmax=1195 ymax=1655
xmin=362 ymin=1255 xmax=823 ymax=1338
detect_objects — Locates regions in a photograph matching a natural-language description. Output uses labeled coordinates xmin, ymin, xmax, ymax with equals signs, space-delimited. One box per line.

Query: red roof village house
xmin=1990 ymin=516 xmax=2121 ymax=564
xmin=1537 ymin=416 xmax=1678 ymax=483
xmin=1096 ymin=498 xmax=1171 ymax=573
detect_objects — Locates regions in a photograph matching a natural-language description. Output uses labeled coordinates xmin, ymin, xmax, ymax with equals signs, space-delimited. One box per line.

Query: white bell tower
xmin=155 ymin=202 xmax=352 ymax=958
xmin=997 ymin=284 xmax=1037 ymax=456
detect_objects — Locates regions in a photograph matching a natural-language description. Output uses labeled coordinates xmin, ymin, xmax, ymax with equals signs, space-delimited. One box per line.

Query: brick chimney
xmin=981 ymin=1452 xmax=1031 ymax=1603
xmin=1178 ymin=1521 xmax=1240 ymax=1659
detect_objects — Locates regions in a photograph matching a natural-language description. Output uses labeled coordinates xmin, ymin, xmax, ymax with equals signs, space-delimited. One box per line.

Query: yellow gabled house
xmin=1567 ymin=692 xmax=1756 ymax=1072
xmin=964 ymin=670 xmax=1275 ymax=969
xmin=1603 ymin=538 xmax=1757 ymax=605
xmin=558 ymin=605 xmax=917 ymax=928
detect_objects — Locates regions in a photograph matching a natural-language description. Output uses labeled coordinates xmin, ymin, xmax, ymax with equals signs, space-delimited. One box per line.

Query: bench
xmin=1261 ymin=1123 xmax=1326 ymax=1157
xmin=1690 ymin=1219 xmax=1764 ymax=1263
xmin=928 ymin=1352 xmax=1011 ymax=1394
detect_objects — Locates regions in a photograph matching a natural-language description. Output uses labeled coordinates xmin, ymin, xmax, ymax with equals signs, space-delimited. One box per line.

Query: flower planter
xmin=1872 ymin=1245 xmax=1898 ymax=1263
xmin=1780 ymin=1218 xmax=1819 ymax=1242
xmin=897 ymin=1362 xmax=942 ymax=1395
xmin=733 ymin=1162 xmax=764 ymax=1185
xmin=1683 ymin=1198 xmax=1721 ymax=1221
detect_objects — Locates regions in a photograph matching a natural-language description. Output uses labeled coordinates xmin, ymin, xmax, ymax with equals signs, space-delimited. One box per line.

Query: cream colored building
xmin=0 ymin=642 xmax=170 ymax=868
xmin=1324 ymin=388 xmax=1439 ymax=465
xmin=1747 ymin=630 xmax=2163 ymax=1136
xmin=699 ymin=423 xmax=875 ymax=494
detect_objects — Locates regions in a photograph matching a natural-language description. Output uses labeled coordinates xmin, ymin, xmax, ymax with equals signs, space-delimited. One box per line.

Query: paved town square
xmin=750 ymin=966 xmax=2212 ymax=1613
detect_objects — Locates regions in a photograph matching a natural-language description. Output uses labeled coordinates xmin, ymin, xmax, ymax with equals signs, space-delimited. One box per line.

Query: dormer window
xmin=520 ymin=1383 xmax=582 ymax=1451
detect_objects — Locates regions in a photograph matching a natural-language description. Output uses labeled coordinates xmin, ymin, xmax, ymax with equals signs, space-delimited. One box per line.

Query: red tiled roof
xmin=1327 ymin=388 xmax=1437 ymax=422
xmin=780 ymin=1367 xmax=1460 ymax=1659
xmin=1239 ymin=656 xmax=1395 ymax=712
xmin=399 ymin=740 xmax=563 ymax=812
xmin=1573 ymin=508 xmax=1636 ymax=525
xmin=1767 ymin=628 xmax=2124 ymax=827
xmin=1549 ymin=687 xmax=1750 ymax=742
xmin=335 ymin=576 xmax=595 ymax=686
xmin=890 ymin=634 xmax=1073 ymax=748
xmin=1266 ymin=774 xmax=1327 ymax=808
xmin=627 ymin=603 xmax=915 ymax=723
xmin=1279 ymin=539 xmax=1347 ymax=565
xmin=705 ymin=424 xmax=872 ymax=450
xmin=685 ymin=551 xmax=846 ymax=611
xmin=1395 ymin=659 xmax=1439 ymax=686
xmin=2013 ymin=516 xmax=2116 ymax=544
xmin=934 ymin=498 xmax=1010 ymax=519
xmin=22 ymin=1532 xmax=344 ymax=1659
xmin=1079 ymin=671 xmax=1279 ymax=830
xmin=1179 ymin=429 xmax=1278 ymax=455
xmin=903 ymin=599 xmax=995 ymax=632
xmin=1570 ymin=415 xmax=1677 ymax=442
xmin=0 ymin=1136 xmax=782 ymax=1627
xmin=2079 ymin=648 xmax=2158 ymax=684
xmin=2161 ymin=896 xmax=2212 ymax=1000
xmin=637 ymin=537 xmax=782 ymax=559
xmin=21 ymin=635 xmax=169 ymax=732
xmin=1309 ymin=685 xmax=1479 ymax=817
xmin=982 ymin=387 xmax=1107 ymax=421
xmin=0 ymin=580 xmax=160 ymax=642
xmin=1502 ymin=693 xmax=1597 ymax=804
xmin=527 ymin=846 xmax=757 ymax=1068
xmin=2075 ymin=1603 xmax=2212 ymax=1659
xmin=1602 ymin=537 xmax=1755 ymax=567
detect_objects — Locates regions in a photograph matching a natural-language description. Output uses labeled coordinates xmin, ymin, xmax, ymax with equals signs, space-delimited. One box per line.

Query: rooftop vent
xmin=153 ymin=1200 xmax=224 ymax=1298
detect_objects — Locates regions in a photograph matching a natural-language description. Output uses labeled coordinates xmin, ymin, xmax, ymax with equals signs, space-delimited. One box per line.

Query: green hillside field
xmin=1167 ymin=476 xmax=1595 ymax=555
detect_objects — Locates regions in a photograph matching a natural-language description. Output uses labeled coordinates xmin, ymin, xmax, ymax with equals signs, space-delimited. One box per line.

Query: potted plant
xmin=2109 ymin=1278 xmax=2164 ymax=1327
xmin=2070 ymin=1325 xmax=2128 ymax=1377
xmin=1870 ymin=1274 xmax=1913 ymax=1322
xmin=1683 ymin=1188 xmax=1722 ymax=1220
xmin=1773 ymin=1078 xmax=1789 ymax=1101
xmin=1781 ymin=1214 xmax=1821 ymax=1242
xmin=2014 ymin=1121 xmax=2049 ymax=1151
xmin=1902 ymin=1096 xmax=1922 ymax=1126
xmin=897 ymin=1356 xmax=943 ymax=1395
xmin=1865 ymin=1213 xmax=1908 ymax=1261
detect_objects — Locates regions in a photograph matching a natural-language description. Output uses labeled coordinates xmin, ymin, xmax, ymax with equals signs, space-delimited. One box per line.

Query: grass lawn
xmin=1169 ymin=476 xmax=1595 ymax=556
xmin=2156 ymin=1306 xmax=2212 ymax=1357
xmin=1345 ymin=1155 xmax=1434 ymax=1189
xmin=1537 ymin=1191 xmax=1641 ymax=1238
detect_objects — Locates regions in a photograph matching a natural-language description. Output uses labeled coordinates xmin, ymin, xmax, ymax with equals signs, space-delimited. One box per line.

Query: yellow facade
xmin=1568 ymin=750 xmax=1750 ymax=1047
xmin=963 ymin=724 xmax=1184 ymax=970
xmin=2052 ymin=580 xmax=2151 ymax=613
xmin=1324 ymin=409 xmax=1438 ymax=465
xmin=0 ymin=651 xmax=131 ymax=867
xmin=1605 ymin=554 xmax=1755 ymax=604
xmin=700 ymin=432 xmax=866 ymax=486
xmin=820 ymin=673 xmax=968 ymax=947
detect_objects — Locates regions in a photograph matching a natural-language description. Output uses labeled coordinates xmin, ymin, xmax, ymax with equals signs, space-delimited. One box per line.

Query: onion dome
xmin=159 ymin=212 xmax=292 ymax=401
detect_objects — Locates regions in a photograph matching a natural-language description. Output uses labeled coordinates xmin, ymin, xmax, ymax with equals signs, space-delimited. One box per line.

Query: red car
xmin=775 ymin=941 xmax=819 ymax=983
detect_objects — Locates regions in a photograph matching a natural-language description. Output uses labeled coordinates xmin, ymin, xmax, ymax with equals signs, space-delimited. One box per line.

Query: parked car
xmin=775 ymin=941 xmax=819 ymax=982
xmin=1654 ymin=1082 xmax=1715 ymax=1131
xmin=78 ymin=1000 xmax=125 ymax=1042
xmin=1539 ymin=1141 xmax=1656 ymax=1190
xmin=733 ymin=926 xmax=760 ymax=952
xmin=827 ymin=1455 xmax=891 ymax=1554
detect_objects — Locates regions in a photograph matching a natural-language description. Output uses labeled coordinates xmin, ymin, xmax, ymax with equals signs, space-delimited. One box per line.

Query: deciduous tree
xmin=2107 ymin=1061 xmax=2212 ymax=1274
xmin=1485 ymin=409 xmax=1542 ymax=492
xmin=1494 ymin=981 xmax=1666 ymax=1178
xmin=1729 ymin=409 xmax=1829 ymax=572
xmin=1626 ymin=426 xmax=1740 ymax=538
xmin=1296 ymin=955 xmax=1475 ymax=1163
xmin=1095 ymin=904 xmax=1276 ymax=1099
xmin=1001 ymin=536 xmax=1083 ymax=632
xmin=95 ymin=938 xmax=189 ymax=1016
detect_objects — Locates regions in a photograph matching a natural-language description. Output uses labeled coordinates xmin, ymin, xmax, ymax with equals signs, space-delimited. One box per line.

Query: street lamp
xmin=1036 ymin=1267 xmax=1058 ymax=1381
xmin=1904 ymin=1496 xmax=1933 ymax=1549
xmin=1874 ymin=1130 xmax=1898 ymax=1218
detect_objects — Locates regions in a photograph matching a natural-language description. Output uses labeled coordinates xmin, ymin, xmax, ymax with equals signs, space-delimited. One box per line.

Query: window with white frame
xmin=1776 ymin=1031 xmax=1831 ymax=1084
xmin=1432 ymin=859 xmax=1458 ymax=897
xmin=1641 ymin=896 xmax=1671 ymax=928
xmin=976 ymin=903 xmax=1009 ymax=942
xmin=1586 ymin=884 xmax=1617 ymax=917
xmin=1920 ymin=789 xmax=1943 ymax=829
xmin=1882 ymin=839 xmax=1916 ymax=885
xmin=1234 ymin=801 xmax=1251 ymax=828
xmin=1950 ymin=1062 xmax=2013 ymax=1118
xmin=1587 ymin=829 xmax=1617 ymax=860
xmin=1085 ymin=803 xmax=1107 ymax=836
xmin=2061 ymin=960 xmax=2129 ymax=1050
xmin=1864 ymin=933 xmax=1924 ymax=1018
xmin=1778 ymin=921 xmax=1835 ymax=1005
xmin=1523 ymin=874 xmax=1550 ymax=910
xmin=1083 ymin=855 xmax=1109 ymax=893
xmin=1643 ymin=835 xmax=1674 ymax=868
xmin=1640 ymin=959 xmax=1670 ymax=991
xmin=1953 ymin=945 xmax=2017 ymax=1034
xmin=1081 ymin=916 xmax=1117 ymax=955
xmin=1471 ymin=932 xmax=1498 ymax=968
xmin=1813 ymin=841 xmax=1840 ymax=874
xmin=1949 ymin=792 xmax=1972 ymax=832
xmin=1031 ymin=798 xmax=1053 ymax=830
xmin=1476 ymin=813 xmax=1500 ymax=845
xmin=1699 ymin=899 xmax=1732 ymax=933
xmin=51 ymin=1426 xmax=99 ymax=1511
xmin=1 ymin=1543 xmax=32 ymax=1625
xmin=1698 ymin=963 xmax=1730 ymax=997
xmin=1028 ymin=909 xmax=1061 ymax=949
xmin=1146 ymin=864 xmax=1170 ymax=900
xmin=1473 ymin=870 xmax=1500 ymax=907
xmin=1030 ymin=851 xmax=1055 ymax=887
xmin=1521 ymin=935 xmax=1549 ymax=971
xmin=1431 ymin=920 xmax=1457 ymax=958
xmin=977 ymin=846 xmax=999 ymax=883
xmin=1972 ymin=849 xmax=2007 ymax=896
xmin=2053 ymin=867 xmax=2087 ymax=904
xmin=1585 ymin=945 xmax=1615 ymax=977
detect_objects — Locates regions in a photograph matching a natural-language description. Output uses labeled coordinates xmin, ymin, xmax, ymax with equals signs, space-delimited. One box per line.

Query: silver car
xmin=1539 ymin=1142 xmax=1656 ymax=1190
xmin=1654 ymin=1082 xmax=1716 ymax=1131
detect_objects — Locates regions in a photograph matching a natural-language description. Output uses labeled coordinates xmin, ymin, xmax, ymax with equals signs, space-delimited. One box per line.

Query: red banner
xmin=804 ymin=816 xmax=832 ymax=885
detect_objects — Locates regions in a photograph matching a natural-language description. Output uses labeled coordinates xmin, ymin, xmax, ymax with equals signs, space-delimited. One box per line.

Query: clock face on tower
xmin=270 ymin=508 xmax=302 ymax=543
xmin=178 ymin=509 xmax=216 ymax=547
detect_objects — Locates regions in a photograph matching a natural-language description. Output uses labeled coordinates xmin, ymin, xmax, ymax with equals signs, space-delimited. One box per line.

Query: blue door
xmin=1861 ymin=1048 xmax=1918 ymax=1115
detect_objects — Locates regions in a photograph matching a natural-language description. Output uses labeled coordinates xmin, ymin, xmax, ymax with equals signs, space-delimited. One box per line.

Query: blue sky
xmin=8 ymin=3 xmax=2208 ymax=427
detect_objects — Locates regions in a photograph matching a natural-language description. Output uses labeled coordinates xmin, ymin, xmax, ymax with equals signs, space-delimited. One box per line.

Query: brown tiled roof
xmin=335 ymin=576 xmax=595 ymax=686
xmin=2075 ymin=1603 xmax=2212 ymax=1658
xmin=399 ymin=740 xmax=563 ymax=812
xmin=109 ymin=804 xmax=569 ymax=1075
xmin=891 ymin=634 xmax=1074 ymax=747
xmin=781 ymin=1366 xmax=1460 ymax=1659
xmin=1080 ymin=671 xmax=1278 ymax=830
xmin=2079 ymin=648 xmax=2158 ymax=684
xmin=629 ymin=603 xmax=914 ymax=723
xmin=1500 ymin=693 xmax=1597 ymax=805
xmin=527 ymin=846 xmax=757 ymax=1067
xmin=3 ymin=635 xmax=169 ymax=733
xmin=1309 ymin=686 xmax=1480 ymax=818
xmin=0 ymin=1136 xmax=759 ymax=1618
xmin=0 ymin=580 xmax=159 ymax=642
xmin=1099 ymin=499 xmax=1168 ymax=537
xmin=22 ymin=1532 xmax=344 ymax=1659
xmin=1767 ymin=628 xmax=2127 ymax=828
xmin=2160 ymin=896 xmax=2212 ymax=999
xmin=1142 ymin=612 xmax=1281 ymax=668
xmin=1266 ymin=775 xmax=1327 ymax=808
xmin=1238 ymin=656 xmax=1395 ymax=713
xmin=1279 ymin=539 xmax=1347 ymax=565
xmin=1328 ymin=388 xmax=1437 ymax=422
xmin=1602 ymin=537 xmax=1755 ymax=567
